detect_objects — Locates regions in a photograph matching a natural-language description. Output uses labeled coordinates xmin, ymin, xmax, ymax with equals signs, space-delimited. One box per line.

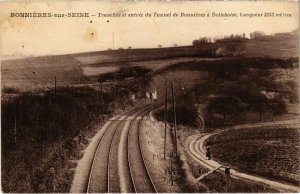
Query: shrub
xmin=97 ymin=66 xmax=151 ymax=83
xmin=1 ymin=86 xmax=115 ymax=192
xmin=2 ymin=87 xmax=20 ymax=94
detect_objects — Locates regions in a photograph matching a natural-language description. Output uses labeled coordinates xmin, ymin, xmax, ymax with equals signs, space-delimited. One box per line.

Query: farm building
xmin=260 ymin=90 xmax=281 ymax=99
xmin=215 ymin=47 xmax=228 ymax=57
xmin=145 ymin=90 xmax=157 ymax=100
xmin=131 ymin=93 xmax=136 ymax=100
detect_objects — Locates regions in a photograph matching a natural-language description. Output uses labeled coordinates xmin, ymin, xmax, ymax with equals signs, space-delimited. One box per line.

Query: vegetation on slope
xmin=96 ymin=66 xmax=151 ymax=83
xmin=154 ymin=57 xmax=299 ymax=127
xmin=1 ymin=86 xmax=121 ymax=192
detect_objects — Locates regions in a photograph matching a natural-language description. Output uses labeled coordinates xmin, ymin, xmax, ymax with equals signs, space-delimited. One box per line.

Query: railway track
xmin=127 ymin=106 xmax=159 ymax=193
xmin=108 ymin=104 xmax=159 ymax=193
xmin=83 ymin=103 xmax=161 ymax=193
xmin=188 ymin=133 xmax=300 ymax=193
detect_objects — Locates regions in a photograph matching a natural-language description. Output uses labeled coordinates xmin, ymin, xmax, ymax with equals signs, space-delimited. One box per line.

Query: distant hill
xmin=218 ymin=36 xmax=299 ymax=58
xmin=1 ymin=55 xmax=83 ymax=90
xmin=1 ymin=46 xmax=212 ymax=90
xmin=72 ymin=46 xmax=211 ymax=65
xmin=1 ymin=36 xmax=298 ymax=90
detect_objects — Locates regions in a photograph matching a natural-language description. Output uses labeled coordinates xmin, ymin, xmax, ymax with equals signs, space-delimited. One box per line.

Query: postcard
xmin=1 ymin=1 xmax=299 ymax=193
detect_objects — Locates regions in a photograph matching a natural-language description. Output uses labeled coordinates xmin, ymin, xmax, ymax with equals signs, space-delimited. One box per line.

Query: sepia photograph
xmin=0 ymin=1 xmax=299 ymax=193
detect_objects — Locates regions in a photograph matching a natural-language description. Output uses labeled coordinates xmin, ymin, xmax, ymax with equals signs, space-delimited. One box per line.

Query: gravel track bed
xmin=140 ymin=113 xmax=182 ymax=192
xmin=108 ymin=120 xmax=126 ymax=192
xmin=128 ymin=119 xmax=156 ymax=192
xmin=119 ymin=121 xmax=135 ymax=193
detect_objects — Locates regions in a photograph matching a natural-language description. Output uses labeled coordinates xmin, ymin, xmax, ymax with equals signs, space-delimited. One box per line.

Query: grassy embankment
xmin=1 ymin=85 xmax=126 ymax=192
xmin=154 ymin=57 xmax=299 ymax=127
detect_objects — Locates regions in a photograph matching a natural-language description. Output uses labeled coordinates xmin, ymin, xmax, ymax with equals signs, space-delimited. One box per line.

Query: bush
xmin=1 ymin=86 xmax=115 ymax=192
xmin=2 ymin=87 xmax=20 ymax=94
xmin=176 ymin=100 xmax=198 ymax=126
xmin=97 ymin=66 xmax=151 ymax=83
xmin=154 ymin=95 xmax=198 ymax=127
xmin=206 ymin=96 xmax=245 ymax=126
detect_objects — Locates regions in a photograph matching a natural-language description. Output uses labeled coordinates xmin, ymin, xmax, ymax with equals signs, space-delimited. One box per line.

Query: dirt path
xmin=187 ymin=120 xmax=300 ymax=193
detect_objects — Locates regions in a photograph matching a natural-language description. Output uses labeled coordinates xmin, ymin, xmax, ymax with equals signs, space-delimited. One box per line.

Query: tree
xmin=192 ymin=37 xmax=211 ymax=46
xmin=219 ymin=78 xmax=272 ymax=121
xmin=250 ymin=31 xmax=266 ymax=39
xmin=207 ymin=96 xmax=245 ymax=126
xmin=249 ymin=94 xmax=269 ymax=121
xmin=176 ymin=100 xmax=198 ymax=126
xmin=199 ymin=37 xmax=209 ymax=43
xmin=268 ymin=97 xmax=287 ymax=121
xmin=234 ymin=63 xmax=248 ymax=83
xmin=192 ymin=40 xmax=200 ymax=46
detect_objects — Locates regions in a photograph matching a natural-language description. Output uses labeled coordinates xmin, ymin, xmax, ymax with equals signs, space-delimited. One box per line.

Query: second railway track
xmin=86 ymin=103 xmax=161 ymax=193
xmin=127 ymin=105 xmax=159 ymax=193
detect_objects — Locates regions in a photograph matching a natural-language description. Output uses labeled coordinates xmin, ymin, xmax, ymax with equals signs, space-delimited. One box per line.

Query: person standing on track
xmin=206 ymin=146 xmax=211 ymax=160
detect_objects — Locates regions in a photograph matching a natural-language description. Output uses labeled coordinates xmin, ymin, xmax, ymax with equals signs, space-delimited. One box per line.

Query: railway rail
xmin=127 ymin=106 xmax=159 ymax=193
xmin=71 ymin=103 xmax=161 ymax=193
xmin=188 ymin=134 xmax=300 ymax=193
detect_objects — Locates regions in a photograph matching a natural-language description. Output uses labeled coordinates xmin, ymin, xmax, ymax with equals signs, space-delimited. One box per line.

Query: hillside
xmin=230 ymin=37 xmax=298 ymax=58
xmin=1 ymin=55 xmax=83 ymax=90
xmin=1 ymin=36 xmax=298 ymax=91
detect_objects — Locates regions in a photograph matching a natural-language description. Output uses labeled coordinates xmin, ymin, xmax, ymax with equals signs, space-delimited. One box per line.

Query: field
xmin=2 ymin=35 xmax=298 ymax=90
xmin=243 ymin=38 xmax=299 ymax=58
xmin=207 ymin=125 xmax=300 ymax=186
xmin=1 ymin=46 xmax=207 ymax=90
xmin=81 ymin=57 xmax=217 ymax=76
xmin=1 ymin=55 xmax=83 ymax=90
xmin=213 ymin=37 xmax=298 ymax=59
xmin=177 ymin=127 xmax=279 ymax=192
xmin=72 ymin=46 xmax=210 ymax=65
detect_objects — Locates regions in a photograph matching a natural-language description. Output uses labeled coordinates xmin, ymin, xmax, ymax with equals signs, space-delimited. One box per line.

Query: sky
xmin=0 ymin=1 xmax=298 ymax=59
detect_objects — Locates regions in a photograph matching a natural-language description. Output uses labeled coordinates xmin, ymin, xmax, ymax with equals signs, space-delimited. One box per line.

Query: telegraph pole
xmin=164 ymin=81 xmax=168 ymax=160
xmin=54 ymin=76 xmax=57 ymax=130
xmin=170 ymin=81 xmax=178 ymax=158
xmin=114 ymin=72 xmax=119 ymax=109
xmin=14 ymin=103 xmax=17 ymax=145
xmin=72 ymin=85 xmax=76 ymax=121
xmin=54 ymin=76 xmax=57 ymax=96
xmin=48 ymin=94 xmax=51 ymax=131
